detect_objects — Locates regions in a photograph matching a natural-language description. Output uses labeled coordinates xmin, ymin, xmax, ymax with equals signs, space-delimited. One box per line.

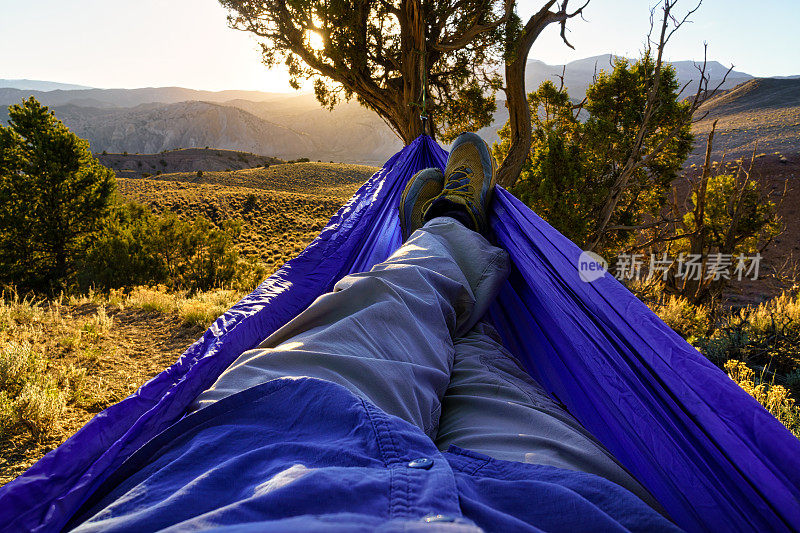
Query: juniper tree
xmin=220 ymin=0 xmax=519 ymax=143
xmin=494 ymin=57 xmax=693 ymax=254
xmin=0 ymin=97 xmax=115 ymax=290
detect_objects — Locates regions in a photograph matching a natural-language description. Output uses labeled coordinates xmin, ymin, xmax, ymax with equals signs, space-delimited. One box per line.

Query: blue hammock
xmin=2 ymin=136 xmax=799 ymax=532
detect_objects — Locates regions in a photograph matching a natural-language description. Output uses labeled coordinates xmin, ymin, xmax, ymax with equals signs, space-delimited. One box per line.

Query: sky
xmin=1 ymin=0 xmax=798 ymax=92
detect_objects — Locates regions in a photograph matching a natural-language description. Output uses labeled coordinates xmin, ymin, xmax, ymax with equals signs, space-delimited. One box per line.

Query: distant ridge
xmin=524 ymin=54 xmax=753 ymax=103
xmin=0 ymin=79 xmax=93 ymax=91
xmin=2 ymin=56 xmax=796 ymax=165
xmin=0 ymin=86 xmax=296 ymax=109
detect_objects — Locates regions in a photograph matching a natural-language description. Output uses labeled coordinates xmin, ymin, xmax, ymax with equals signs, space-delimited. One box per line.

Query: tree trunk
xmin=496 ymin=50 xmax=532 ymax=188
xmin=396 ymin=0 xmax=428 ymax=144
xmin=495 ymin=2 xmax=560 ymax=188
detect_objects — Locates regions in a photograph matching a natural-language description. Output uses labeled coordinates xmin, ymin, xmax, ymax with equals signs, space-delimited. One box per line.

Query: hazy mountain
xmin=226 ymin=94 xmax=402 ymax=164
xmin=0 ymin=87 xmax=293 ymax=109
xmin=524 ymin=55 xmax=752 ymax=101
xmin=2 ymin=55 xmax=793 ymax=165
xmin=51 ymin=101 xmax=316 ymax=159
xmin=0 ymin=79 xmax=93 ymax=91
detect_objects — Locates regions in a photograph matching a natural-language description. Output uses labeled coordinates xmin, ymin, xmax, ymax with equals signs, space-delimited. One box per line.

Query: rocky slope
xmin=53 ymin=101 xmax=315 ymax=160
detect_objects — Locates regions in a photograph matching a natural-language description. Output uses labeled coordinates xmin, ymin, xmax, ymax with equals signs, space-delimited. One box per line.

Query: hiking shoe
xmin=422 ymin=132 xmax=496 ymax=235
xmin=399 ymin=167 xmax=444 ymax=241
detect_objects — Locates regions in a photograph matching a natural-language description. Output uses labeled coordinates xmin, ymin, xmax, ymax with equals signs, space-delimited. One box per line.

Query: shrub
xmin=0 ymin=340 xmax=67 ymax=440
xmin=14 ymin=382 xmax=68 ymax=440
xmin=243 ymin=193 xmax=259 ymax=212
xmin=696 ymin=292 xmax=800 ymax=378
xmin=651 ymin=295 xmax=711 ymax=342
xmin=725 ymin=360 xmax=800 ymax=437
xmin=80 ymin=201 xmax=254 ymax=291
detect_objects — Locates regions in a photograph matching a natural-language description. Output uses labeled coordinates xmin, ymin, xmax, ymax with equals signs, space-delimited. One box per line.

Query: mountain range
xmin=0 ymin=55 xmax=794 ymax=165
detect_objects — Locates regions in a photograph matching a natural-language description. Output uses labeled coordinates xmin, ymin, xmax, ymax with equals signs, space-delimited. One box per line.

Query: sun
xmin=307 ymin=30 xmax=325 ymax=52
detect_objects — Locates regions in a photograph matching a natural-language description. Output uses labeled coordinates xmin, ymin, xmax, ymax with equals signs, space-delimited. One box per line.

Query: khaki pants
xmin=191 ymin=217 xmax=658 ymax=508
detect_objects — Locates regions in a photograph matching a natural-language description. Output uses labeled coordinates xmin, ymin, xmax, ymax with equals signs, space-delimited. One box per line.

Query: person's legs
xmin=435 ymin=321 xmax=664 ymax=511
xmin=190 ymin=216 xmax=509 ymax=438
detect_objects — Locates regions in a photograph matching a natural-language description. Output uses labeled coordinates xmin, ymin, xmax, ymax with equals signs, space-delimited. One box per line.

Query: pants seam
xmin=361 ymin=397 xmax=412 ymax=520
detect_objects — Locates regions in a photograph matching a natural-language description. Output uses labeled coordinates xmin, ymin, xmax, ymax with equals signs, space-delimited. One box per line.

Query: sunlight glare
xmin=307 ymin=30 xmax=325 ymax=52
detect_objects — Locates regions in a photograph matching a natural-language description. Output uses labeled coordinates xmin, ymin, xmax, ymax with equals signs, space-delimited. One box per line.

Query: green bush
xmin=80 ymin=202 xmax=259 ymax=291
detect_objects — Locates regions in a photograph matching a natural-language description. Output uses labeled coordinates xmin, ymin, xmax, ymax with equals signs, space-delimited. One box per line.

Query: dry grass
xmin=0 ymin=289 xmax=204 ymax=485
xmin=725 ymin=360 xmax=800 ymax=437
xmin=116 ymin=162 xmax=376 ymax=272
xmin=112 ymin=286 xmax=244 ymax=328
xmin=650 ymin=295 xmax=711 ymax=342
xmin=1 ymin=161 xmax=377 ymax=484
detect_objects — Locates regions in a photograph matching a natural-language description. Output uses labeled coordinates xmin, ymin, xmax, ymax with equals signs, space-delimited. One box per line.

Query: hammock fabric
xmin=2 ymin=136 xmax=799 ymax=532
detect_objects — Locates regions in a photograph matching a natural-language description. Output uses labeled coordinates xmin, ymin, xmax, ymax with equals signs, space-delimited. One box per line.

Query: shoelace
xmin=420 ymin=165 xmax=480 ymax=228
xmin=441 ymin=165 xmax=475 ymax=198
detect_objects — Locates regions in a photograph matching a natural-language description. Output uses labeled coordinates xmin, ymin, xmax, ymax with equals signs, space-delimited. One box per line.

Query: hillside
xmin=0 ymin=160 xmax=377 ymax=484
xmin=117 ymin=162 xmax=376 ymax=266
xmin=96 ymin=148 xmax=283 ymax=178
xmin=691 ymin=77 xmax=800 ymax=163
xmin=0 ymin=86 xmax=289 ymax=108
xmin=51 ymin=101 xmax=316 ymax=160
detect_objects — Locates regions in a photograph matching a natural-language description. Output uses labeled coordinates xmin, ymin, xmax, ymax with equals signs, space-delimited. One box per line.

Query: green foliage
xmin=80 ymin=202 xmax=255 ymax=292
xmin=500 ymin=81 xmax=600 ymax=245
xmin=681 ymin=173 xmax=781 ymax=256
xmin=495 ymin=57 xmax=693 ymax=254
xmin=660 ymin=166 xmax=782 ymax=303
xmin=0 ymin=97 xmax=115 ymax=291
xmin=438 ymin=81 xmax=498 ymax=143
